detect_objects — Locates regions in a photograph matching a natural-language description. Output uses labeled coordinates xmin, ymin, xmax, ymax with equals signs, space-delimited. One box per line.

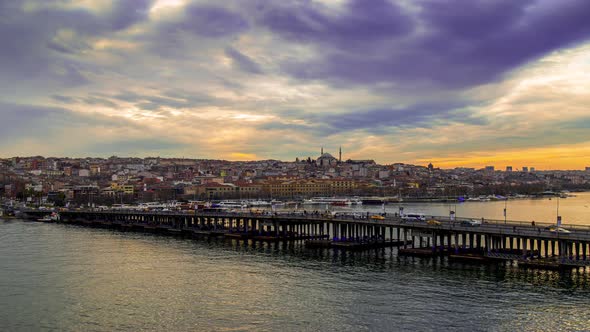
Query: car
xmin=401 ymin=213 xmax=426 ymax=221
xmin=461 ymin=219 xmax=482 ymax=226
xmin=427 ymin=219 xmax=441 ymax=226
xmin=370 ymin=215 xmax=385 ymax=220
xmin=544 ymin=226 xmax=571 ymax=233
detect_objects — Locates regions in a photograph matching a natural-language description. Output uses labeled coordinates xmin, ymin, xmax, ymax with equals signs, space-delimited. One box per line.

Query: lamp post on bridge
xmin=504 ymin=198 xmax=507 ymax=224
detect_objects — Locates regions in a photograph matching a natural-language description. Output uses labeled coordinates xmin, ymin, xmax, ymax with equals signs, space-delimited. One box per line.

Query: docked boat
xmin=37 ymin=212 xmax=60 ymax=222
xmin=0 ymin=209 xmax=17 ymax=220
xmin=218 ymin=201 xmax=247 ymax=209
xmin=247 ymin=200 xmax=271 ymax=207
xmin=304 ymin=197 xmax=355 ymax=206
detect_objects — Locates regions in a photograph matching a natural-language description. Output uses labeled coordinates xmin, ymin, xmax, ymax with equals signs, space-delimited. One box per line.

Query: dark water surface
xmin=1 ymin=220 xmax=590 ymax=331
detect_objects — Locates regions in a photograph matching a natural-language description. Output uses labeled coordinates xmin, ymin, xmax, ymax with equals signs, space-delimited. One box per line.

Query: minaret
xmin=321 ymin=147 xmax=323 ymax=155
xmin=339 ymin=146 xmax=342 ymax=162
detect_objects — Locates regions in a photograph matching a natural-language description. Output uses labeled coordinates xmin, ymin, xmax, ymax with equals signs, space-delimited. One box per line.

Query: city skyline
xmin=2 ymin=153 xmax=588 ymax=172
xmin=2 ymin=1 xmax=590 ymax=169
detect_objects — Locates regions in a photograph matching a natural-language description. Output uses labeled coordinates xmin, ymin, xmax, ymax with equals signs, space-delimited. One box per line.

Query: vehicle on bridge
xmin=427 ymin=219 xmax=441 ymax=226
xmin=544 ymin=226 xmax=571 ymax=233
xmin=461 ymin=219 xmax=482 ymax=227
xmin=370 ymin=215 xmax=385 ymax=220
xmin=401 ymin=213 xmax=426 ymax=221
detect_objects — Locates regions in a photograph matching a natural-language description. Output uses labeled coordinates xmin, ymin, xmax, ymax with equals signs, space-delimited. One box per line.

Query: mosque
xmin=316 ymin=147 xmax=341 ymax=167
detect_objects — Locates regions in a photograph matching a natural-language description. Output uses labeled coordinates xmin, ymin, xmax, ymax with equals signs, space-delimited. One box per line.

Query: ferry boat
xmin=247 ymin=200 xmax=271 ymax=207
xmin=218 ymin=201 xmax=247 ymax=209
xmin=304 ymin=197 xmax=359 ymax=206
xmin=137 ymin=201 xmax=181 ymax=211
xmin=270 ymin=199 xmax=286 ymax=206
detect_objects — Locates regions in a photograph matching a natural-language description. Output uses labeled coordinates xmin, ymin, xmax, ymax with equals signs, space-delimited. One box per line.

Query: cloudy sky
xmin=1 ymin=0 xmax=590 ymax=169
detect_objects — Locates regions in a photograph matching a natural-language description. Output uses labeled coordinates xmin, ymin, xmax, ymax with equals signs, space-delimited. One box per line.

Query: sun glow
xmin=150 ymin=0 xmax=187 ymax=13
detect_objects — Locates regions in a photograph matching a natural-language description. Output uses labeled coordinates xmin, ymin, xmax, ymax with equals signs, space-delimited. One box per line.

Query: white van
xmin=402 ymin=213 xmax=426 ymax=221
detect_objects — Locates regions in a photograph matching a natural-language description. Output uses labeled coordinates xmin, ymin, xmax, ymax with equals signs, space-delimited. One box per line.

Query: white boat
xmin=305 ymin=197 xmax=353 ymax=206
xmin=218 ymin=201 xmax=247 ymax=209
xmin=38 ymin=212 xmax=59 ymax=222
xmin=136 ymin=201 xmax=181 ymax=210
xmin=349 ymin=197 xmax=363 ymax=205
xmin=247 ymin=200 xmax=271 ymax=207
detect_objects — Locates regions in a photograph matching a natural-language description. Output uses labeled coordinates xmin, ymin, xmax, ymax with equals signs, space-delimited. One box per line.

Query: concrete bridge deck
xmin=18 ymin=209 xmax=590 ymax=268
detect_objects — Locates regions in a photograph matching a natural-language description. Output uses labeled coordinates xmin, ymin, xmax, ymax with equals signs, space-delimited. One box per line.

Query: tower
xmin=339 ymin=146 xmax=342 ymax=162
xmin=321 ymin=147 xmax=323 ymax=155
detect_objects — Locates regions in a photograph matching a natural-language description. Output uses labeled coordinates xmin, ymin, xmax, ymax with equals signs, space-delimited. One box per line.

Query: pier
xmin=19 ymin=209 xmax=590 ymax=270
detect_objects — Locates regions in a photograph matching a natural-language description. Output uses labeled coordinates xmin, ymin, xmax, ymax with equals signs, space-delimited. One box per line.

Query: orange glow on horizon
xmin=414 ymin=141 xmax=590 ymax=170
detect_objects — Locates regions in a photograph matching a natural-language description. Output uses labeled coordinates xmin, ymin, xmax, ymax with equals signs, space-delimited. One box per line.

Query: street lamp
xmin=504 ymin=198 xmax=507 ymax=224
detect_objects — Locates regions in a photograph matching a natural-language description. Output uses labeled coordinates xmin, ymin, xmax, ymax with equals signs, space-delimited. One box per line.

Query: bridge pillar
xmin=432 ymin=232 xmax=438 ymax=254
xmin=448 ymin=234 xmax=452 ymax=251
xmin=403 ymin=228 xmax=408 ymax=249
xmin=561 ymin=241 xmax=567 ymax=259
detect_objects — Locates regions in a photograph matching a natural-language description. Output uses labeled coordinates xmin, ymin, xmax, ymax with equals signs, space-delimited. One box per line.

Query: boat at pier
xmin=303 ymin=197 xmax=361 ymax=206
xmin=37 ymin=212 xmax=60 ymax=222
xmin=218 ymin=201 xmax=247 ymax=209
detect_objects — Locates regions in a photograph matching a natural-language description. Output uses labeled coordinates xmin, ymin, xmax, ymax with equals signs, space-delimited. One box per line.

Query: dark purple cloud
xmin=258 ymin=0 xmax=413 ymax=50
xmin=159 ymin=4 xmax=248 ymax=38
xmin=225 ymin=47 xmax=263 ymax=74
xmin=0 ymin=0 xmax=154 ymax=89
xmin=145 ymin=4 xmax=249 ymax=58
xmin=259 ymin=100 xmax=486 ymax=136
xmin=109 ymin=0 xmax=153 ymax=30
xmin=261 ymin=0 xmax=590 ymax=89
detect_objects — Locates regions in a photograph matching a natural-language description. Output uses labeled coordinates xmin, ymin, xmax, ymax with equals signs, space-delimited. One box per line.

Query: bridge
xmin=19 ymin=209 xmax=590 ymax=269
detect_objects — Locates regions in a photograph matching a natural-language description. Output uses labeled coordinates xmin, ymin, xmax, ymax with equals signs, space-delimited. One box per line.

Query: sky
xmin=1 ymin=0 xmax=590 ymax=170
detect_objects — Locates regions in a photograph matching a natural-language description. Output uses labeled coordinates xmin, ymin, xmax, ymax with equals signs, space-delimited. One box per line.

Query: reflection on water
xmin=1 ymin=220 xmax=589 ymax=331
